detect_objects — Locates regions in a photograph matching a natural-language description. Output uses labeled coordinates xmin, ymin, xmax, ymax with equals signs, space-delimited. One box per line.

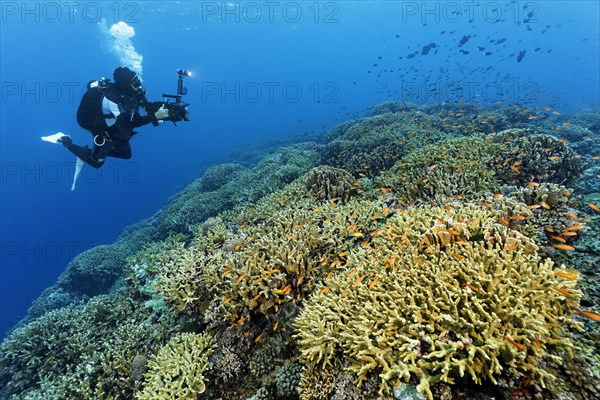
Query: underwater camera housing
xmin=144 ymin=68 xmax=191 ymax=126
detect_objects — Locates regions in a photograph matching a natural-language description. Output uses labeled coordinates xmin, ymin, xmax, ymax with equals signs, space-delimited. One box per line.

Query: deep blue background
xmin=1 ymin=1 xmax=599 ymax=339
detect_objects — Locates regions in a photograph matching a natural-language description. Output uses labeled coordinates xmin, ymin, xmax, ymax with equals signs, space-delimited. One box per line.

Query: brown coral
xmin=306 ymin=166 xmax=355 ymax=202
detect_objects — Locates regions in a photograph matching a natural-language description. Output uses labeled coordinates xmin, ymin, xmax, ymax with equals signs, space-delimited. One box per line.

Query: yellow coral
xmin=136 ymin=332 xmax=216 ymax=400
xmin=294 ymin=202 xmax=582 ymax=400
xmin=210 ymin=180 xmax=391 ymax=326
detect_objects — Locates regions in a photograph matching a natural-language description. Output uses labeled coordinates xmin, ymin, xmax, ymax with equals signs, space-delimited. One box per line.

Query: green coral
xmin=56 ymin=244 xmax=129 ymax=297
xmin=276 ymin=362 xmax=303 ymax=397
xmin=488 ymin=129 xmax=582 ymax=186
xmin=322 ymin=110 xmax=451 ymax=177
xmin=199 ymin=163 xmax=246 ymax=192
xmin=0 ymin=296 xmax=170 ymax=399
xmin=381 ymin=135 xmax=502 ymax=202
xmin=136 ymin=332 xmax=216 ymax=400
xmin=249 ymin=347 xmax=276 ymax=377
xmin=294 ymin=202 xmax=582 ymax=399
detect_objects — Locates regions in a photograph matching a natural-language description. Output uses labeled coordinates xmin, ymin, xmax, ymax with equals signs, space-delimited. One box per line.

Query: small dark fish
xmin=406 ymin=53 xmax=416 ymax=59
xmin=395 ymin=34 xmax=399 ymax=38
xmin=459 ymin=35 xmax=471 ymax=46
xmin=460 ymin=49 xmax=470 ymax=55
xmin=421 ymin=43 xmax=437 ymax=55
xmin=496 ymin=38 xmax=506 ymax=45
xmin=517 ymin=50 xmax=526 ymax=62
xmin=378 ymin=56 xmax=382 ymax=59
xmin=484 ymin=52 xmax=493 ymax=56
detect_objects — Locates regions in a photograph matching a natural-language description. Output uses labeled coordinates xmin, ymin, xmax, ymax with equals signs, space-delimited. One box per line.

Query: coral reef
xmin=213 ymin=344 xmax=245 ymax=380
xmin=199 ymin=163 xmax=246 ymax=192
xmin=3 ymin=102 xmax=599 ymax=400
xmin=56 ymin=244 xmax=129 ymax=297
xmin=276 ymin=362 xmax=304 ymax=397
xmin=322 ymin=110 xmax=451 ymax=177
xmin=294 ymin=203 xmax=583 ymax=399
xmin=136 ymin=332 xmax=216 ymax=400
xmin=157 ymin=142 xmax=320 ymax=237
xmin=306 ymin=165 xmax=355 ymax=202
xmin=249 ymin=347 xmax=276 ymax=378
xmin=0 ymin=296 xmax=171 ymax=399
xmin=371 ymin=101 xmax=419 ymax=116
xmin=297 ymin=365 xmax=336 ymax=400
xmin=380 ymin=135 xmax=501 ymax=202
xmin=488 ymin=129 xmax=582 ymax=187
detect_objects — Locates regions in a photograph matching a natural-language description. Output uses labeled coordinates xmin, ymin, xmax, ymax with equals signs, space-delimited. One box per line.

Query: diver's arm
xmin=129 ymin=112 xmax=158 ymax=128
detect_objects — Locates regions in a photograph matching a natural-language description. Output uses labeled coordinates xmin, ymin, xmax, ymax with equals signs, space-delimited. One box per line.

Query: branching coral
xmin=380 ymin=135 xmax=502 ymax=203
xmin=322 ymin=110 xmax=450 ymax=177
xmin=297 ymin=365 xmax=336 ymax=400
xmin=207 ymin=179 xmax=392 ymax=331
xmin=294 ymin=202 xmax=583 ymax=400
xmin=488 ymin=129 xmax=582 ymax=186
xmin=0 ymin=296 xmax=170 ymax=400
xmin=306 ymin=166 xmax=355 ymax=202
xmin=136 ymin=332 xmax=216 ymax=400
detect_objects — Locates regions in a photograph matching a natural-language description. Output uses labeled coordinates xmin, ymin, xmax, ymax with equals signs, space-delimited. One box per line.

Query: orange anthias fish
xmin=576 ymin=309 xmax=600 ymax=322
xmin=553 ymin=244 xmax=575 ymax=251
xmin=554 ymin=271 xmax=578 ymax=279
xmin=589 ymin=203 xmax=600 ymax=213
xmin=553 ymin=287 xmax=572 ymax=297
xmin=319 ymin=286 xmax=330 ymax=295
xmin=353 ymin=275 xmax=366 ymax=287
xmin=504 ymin=336 xmax=524 ymax=351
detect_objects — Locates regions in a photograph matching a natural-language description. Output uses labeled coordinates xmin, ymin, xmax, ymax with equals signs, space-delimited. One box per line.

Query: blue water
xmin=1 ymin=1 xmax=599 ymax=340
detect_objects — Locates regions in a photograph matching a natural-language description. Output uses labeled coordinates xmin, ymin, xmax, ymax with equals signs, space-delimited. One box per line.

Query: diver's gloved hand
xmin=59 ymin=135 xmax=72 ymax=148
xmin=154 ymin=105 xmax=169 ymax=121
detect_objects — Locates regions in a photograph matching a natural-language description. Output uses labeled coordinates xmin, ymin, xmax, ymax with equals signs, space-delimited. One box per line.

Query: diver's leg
xmin=108 ymin=140 xmax=132 ymax=159
xmin=60 ymin=137 xmax=106 ymax=169
xmin=92 ymin=139 xmax=115 ymax=164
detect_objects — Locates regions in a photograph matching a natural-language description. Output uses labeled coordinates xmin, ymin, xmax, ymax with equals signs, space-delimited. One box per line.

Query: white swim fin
xmin=41 ymin=132 xmax=67 ymax=144
xmin=71 ymin=157 xmax=85 ymax=191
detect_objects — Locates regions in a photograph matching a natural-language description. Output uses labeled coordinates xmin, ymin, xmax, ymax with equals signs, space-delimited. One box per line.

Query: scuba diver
xmin=59 ymin=66 xmax=170 ymax=169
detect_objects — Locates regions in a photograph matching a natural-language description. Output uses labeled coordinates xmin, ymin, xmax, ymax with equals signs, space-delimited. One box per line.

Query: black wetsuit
xmin=65 ymin=86 xmax=158 ymax=169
